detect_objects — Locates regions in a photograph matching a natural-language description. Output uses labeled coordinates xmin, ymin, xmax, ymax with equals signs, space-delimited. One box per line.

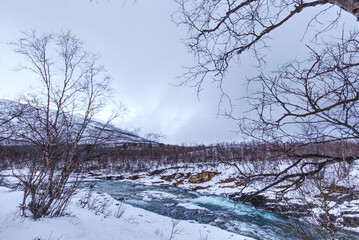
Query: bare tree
xmin=232 ymin=32 xmax=359 ymax=196
xmin=174 ymin=0 xmax=359 ymax=188
xmin=174 ymin=1 xmax=359 ymax=235
xmin=6 ymin=30 xmax=123 ymax=219
xmin=174 ymin=0 xmax=359 ymax=94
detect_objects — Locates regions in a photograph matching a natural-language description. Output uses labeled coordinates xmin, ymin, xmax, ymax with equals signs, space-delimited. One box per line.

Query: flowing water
xmin=82 ymin=181 xmax=358 ymax=240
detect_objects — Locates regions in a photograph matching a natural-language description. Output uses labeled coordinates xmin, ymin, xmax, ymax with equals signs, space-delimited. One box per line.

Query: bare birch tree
xmin=174 ymin=0 xmax=359 ymax=93
xmin=174 ymin=0 xmax=359 ymax=188
xmin=232 ymin=32 xmax=359 ymax=196
xmin=7 ymin=30 xmax=123 ymax=219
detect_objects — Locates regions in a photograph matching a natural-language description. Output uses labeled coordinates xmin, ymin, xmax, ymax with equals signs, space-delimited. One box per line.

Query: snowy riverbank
xmin=0 ymin=186 xmax=253 ymax=240
xmin=78 ymin=162 xmax=359 ymax=234
xmin=2 ymin=159 xmax=359 ymax=239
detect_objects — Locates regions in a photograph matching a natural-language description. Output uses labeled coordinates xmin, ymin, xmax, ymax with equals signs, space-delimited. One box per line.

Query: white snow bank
xmin=0 ymin=186 xmax=253 ymax=240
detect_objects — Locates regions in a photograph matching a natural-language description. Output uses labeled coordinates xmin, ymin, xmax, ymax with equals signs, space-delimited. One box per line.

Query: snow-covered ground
xmin=79 ymin=161 xmax=359 ymax=234
xmin=2 ymin=158 xmax=359 ymax=239
xmin=0 ymin=186 xmax=253 ymax=240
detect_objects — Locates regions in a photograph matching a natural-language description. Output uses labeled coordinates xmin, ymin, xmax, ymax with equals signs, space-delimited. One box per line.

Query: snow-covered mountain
xmin=0 ymin=99 xmax=153 ymax=145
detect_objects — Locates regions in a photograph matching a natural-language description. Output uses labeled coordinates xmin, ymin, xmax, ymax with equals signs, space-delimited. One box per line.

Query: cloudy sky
xmin=0 ymin=0 xmax=356 ymax=144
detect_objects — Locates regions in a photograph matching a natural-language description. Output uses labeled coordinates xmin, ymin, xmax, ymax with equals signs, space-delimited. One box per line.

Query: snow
xmin=140 ymin=191 xmax=180 ymax=200
xmin=76 ymin=160 xmax=359 ymax=234
xmin=2 ymin=158 xmax=359 ymax=238
xmin=0 ymin=186 xmax=253 ymax=240
xmin=176 ymin=202 xmax=208 ymax=211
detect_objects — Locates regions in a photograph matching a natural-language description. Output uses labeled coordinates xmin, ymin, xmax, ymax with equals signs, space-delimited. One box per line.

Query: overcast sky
xmin=0 ymin=0 xmax=356 ymax=144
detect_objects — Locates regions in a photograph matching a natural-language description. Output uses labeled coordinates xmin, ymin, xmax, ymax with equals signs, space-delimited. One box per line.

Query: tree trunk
xmin=332 ymin=0 xmax=359 ymax=19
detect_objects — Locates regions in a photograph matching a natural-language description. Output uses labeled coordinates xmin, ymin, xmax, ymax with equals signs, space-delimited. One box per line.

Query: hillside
xmin=0 ymin=99 xmax=151 ymax=145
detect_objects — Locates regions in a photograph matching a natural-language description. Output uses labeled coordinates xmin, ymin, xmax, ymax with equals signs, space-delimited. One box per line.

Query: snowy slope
xmin=0 ymin=99 xmax=151 ymax=145
xmin=0 ymin=186 xmax=253 ymax=240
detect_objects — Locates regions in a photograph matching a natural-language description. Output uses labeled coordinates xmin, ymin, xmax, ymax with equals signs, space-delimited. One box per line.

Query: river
xmin=81 ymin=180 xmax=358 ymax=240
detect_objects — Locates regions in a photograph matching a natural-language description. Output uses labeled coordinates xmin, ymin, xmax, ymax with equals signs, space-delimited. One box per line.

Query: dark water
xmin=81 ymin=181 xmax=359 ymax=240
